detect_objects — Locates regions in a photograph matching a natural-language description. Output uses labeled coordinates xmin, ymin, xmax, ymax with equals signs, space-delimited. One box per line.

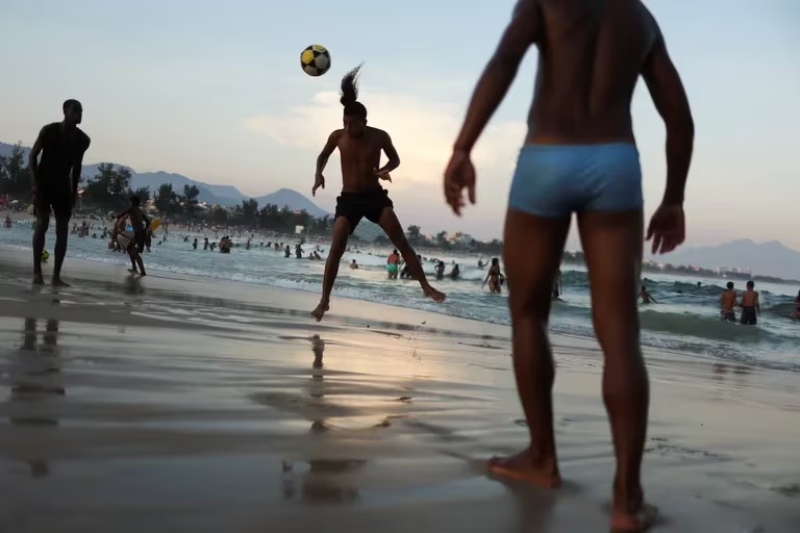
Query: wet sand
xmin=0 ymin=250 xmax=798 ymax=532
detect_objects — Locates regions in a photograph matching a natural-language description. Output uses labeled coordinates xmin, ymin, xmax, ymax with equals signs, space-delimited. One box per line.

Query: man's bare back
xmin=324 ymin=126 xmax=395 ymax=193
xmin=524 ymin=0 xmax=662 ymax=143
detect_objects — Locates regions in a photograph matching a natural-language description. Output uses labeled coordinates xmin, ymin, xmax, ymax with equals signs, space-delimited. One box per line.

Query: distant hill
xmin=129 ymin=171 xmax=248 ymax=206
xmin=1 ymin=140 xmax=329 ymax=215
xmin=656 ymin=239 xmax=800 ymax=280
xmin=253 ymin=188 xmax=329 ymax=218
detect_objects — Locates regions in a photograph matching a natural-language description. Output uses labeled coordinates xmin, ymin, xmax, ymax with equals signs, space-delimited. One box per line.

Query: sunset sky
xmin=1 ymin=0 xmax=798 ymax=248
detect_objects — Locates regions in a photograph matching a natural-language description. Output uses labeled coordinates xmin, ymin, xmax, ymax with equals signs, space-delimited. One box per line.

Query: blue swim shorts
xmin=508 ymin=143 xmax=643 ymax=218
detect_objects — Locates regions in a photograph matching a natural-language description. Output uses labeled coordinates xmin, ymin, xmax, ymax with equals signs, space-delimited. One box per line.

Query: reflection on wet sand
xmin=281 ymin=335 xmax=366 ymax=504
xmin=10 ymin=317 xmax=64 ymax=478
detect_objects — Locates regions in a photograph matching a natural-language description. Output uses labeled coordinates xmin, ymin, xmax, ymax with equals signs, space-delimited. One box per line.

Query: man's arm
xmin=640 ymin=22 xmax=694 ymax=205
xmin=756 ymin=293 xmax=761 ymax=315
xmin=377 ymin=131 xmax=400 ymax=175
xmin=316 ymin=130 xmax=340 ymax=177
xmin=71 ymin=134 xmax=90 ymax=204
xmin=29 ymin=126 xmax=47 ymax=189
xmin=452 ymin=0 xmax=541 ymax=153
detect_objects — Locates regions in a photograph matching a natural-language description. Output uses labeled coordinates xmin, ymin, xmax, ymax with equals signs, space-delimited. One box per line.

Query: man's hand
xmin=646 ymin=203 xmax=685 ymax=254
xmin=443 ymin=149 xmax=476 ymax=216
xmin=312 ymin=173 xmax=325 ymax=196
xmin=375 ymin=167 xmax=392 ymax=182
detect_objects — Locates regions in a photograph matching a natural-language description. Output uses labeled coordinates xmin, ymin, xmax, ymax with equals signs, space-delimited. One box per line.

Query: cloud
xmin=242 ymin=88 xmax=526 ymax=193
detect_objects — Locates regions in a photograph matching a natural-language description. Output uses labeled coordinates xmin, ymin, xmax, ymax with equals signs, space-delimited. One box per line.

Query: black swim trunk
xmin=35 ymin=185 xmax=72 ymax=220
xmin=721 ymin=310 xmax=736 ymax=322
xmin=334 ymin=188 xmax=393 ymax=234
xmin=740 ymin=306 xmax=757 ymax=325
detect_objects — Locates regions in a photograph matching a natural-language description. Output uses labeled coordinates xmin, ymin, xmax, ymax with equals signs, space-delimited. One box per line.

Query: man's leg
xmin=126 ymin=247 xmax=138 ymax=273
xmin=311 ymin=217 xmax=350 ymax=321
xmin=51 ymin=211 xmax=72 ymax=286
xmin=487 ymin=208 xmax=569 ymax=488
xmin=576 ymin=209 xmax=652 ymax=528
xmin=136 ymin=235 xmax=147 ymax=275
xmin=32 ymin=207 xmax=50 ymax=285
xmin=377 ymin=208 xmax=445 ymax=302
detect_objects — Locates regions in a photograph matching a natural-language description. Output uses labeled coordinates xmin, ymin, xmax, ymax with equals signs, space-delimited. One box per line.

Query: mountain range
xmin=3 ymin=140 xmax=799 ymax=279
xmin=654 ymin=239 xmax=800 ymax=281
xmin=0 ymin=141 xmax=329 ymax=218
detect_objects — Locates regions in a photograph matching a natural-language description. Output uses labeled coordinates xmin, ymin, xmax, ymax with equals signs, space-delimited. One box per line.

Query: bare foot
xmin=128 ymin=268 xmax=138 ymax=274
xmin=310 ymin=301 xmax=329 ymax=322
xmin=487 ymin=450 xmax=561 ymax=489
xmin=610 ymin=503 xmax=658 ymax=532
xmin=51 ymin=277 xmax=70 ymax=288
xmin=32 ymin=273 xmax=45 ymax=285
xmin=423 ymin=286 xmax=446 ymax=303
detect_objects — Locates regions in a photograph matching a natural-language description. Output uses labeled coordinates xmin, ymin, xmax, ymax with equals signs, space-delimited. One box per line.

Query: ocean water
xmin=2 ymin=220 xmax=798 ymax=372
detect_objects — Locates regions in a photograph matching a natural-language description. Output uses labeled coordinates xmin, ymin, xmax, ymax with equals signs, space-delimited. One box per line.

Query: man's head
xmin=747 ymin=280 xmax=755 ymax=289
xmin=130 ymin=195 xmax=141 ymax=207
xmin=63 ymin=99 xmax=83 ymax=125
xmin=726 ymin=282 xmax=734 ymax=290
xmin=340 ymin=65 xmax=367 ymax=137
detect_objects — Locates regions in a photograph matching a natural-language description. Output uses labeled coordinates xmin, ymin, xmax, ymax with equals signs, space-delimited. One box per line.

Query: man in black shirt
xmin=29 ymin=99 xmax=91 ymax=286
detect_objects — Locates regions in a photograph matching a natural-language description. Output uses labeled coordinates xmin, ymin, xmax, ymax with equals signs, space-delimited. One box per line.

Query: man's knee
xmin=54 ymin=219 xmax=70 ymax=236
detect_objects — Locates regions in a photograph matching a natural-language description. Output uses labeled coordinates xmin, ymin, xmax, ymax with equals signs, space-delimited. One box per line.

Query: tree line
xmin=1 ymin=141 xmax=503 ymax=251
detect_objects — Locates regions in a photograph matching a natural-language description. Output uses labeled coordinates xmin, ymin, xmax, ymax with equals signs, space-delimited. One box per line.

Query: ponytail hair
xmin=340 ymin=64 xmax=367 ymax=118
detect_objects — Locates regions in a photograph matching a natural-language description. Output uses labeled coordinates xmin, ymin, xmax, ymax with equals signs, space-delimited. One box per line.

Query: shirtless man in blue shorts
xmin=443 ymin=1 xmax=694 ymax=530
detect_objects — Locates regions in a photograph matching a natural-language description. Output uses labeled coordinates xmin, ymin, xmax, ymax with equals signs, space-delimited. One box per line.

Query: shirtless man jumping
xmin=311 ymin=66 xmax=445 ymax=320
xmin=444 ymin=1 xmax=694 ymax=531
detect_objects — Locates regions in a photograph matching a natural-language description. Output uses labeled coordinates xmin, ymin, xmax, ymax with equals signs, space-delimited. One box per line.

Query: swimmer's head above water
xmin=340 ymin=64 xmax=367 ymax=137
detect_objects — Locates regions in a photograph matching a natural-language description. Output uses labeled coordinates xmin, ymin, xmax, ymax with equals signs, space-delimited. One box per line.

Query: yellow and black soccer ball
xmin=41 ymin=250 xmax=50 ymax=262
xmin=300 ymin=45 xmax=331 ymax=77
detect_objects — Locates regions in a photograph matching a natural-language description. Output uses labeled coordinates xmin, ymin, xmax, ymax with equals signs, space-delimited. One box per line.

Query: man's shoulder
xmin=76 ymin=128 xmax=91 ymax=149
xmin=41 ymin=122 xmax=60 ymax=135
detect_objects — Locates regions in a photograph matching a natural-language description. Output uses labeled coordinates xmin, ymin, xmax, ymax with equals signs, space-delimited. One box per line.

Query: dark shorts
xmin=36 ymin=186 xmax=72 ymax=221
xmin=740 ymin=306 xmax=757 ymax=325
xmin=721 ymin=310 xmax=736 ymax=322
xmin=334 ymin=189 xmax=393 ymax=234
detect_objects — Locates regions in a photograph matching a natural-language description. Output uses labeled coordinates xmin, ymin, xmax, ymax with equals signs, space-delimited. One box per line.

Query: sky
xmin=1 ymin=0 xmax=798 ymax=249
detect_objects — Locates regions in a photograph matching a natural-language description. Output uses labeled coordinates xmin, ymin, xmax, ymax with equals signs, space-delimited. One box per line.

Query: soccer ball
xmin=301 ymin=45 xmax=331 ymax=77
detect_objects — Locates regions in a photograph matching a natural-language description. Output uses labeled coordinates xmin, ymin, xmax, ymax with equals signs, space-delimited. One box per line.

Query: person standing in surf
xmin=443 ymin=0 xmax=694 ymax=531
xmin=29 ymin=99 xmax=91 ymax=286
xmin=310 ymin=65 xmax=445 ymax=321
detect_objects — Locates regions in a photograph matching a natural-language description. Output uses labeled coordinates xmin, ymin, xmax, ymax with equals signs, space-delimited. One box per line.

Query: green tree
xmin=435 ymin=230 xmax=450 ymax=249
xmin=154 ymin=183 xmax=176 ymax=214
xmin=0 ymin=143 xmax=31 ymax=198
xmin=238 ymin=198 xmax=259 ymax=226
xmin=212 ymin=206 xmax=228 ymax=225
xmin=406 ymin=224 xmax=422 ymax=244
xmin=129 ymin=186 xmax=150 ymax=204
xmin=82 ymin=163 xmax=131 ymax=208
xmin=183 ymin=184 xmax=200 ymax=217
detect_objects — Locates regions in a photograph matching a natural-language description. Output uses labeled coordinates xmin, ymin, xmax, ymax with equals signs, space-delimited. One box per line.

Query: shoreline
xmin=4 ymin=210 xmax=798 ymax=286
xmin=1 ymin=237 xmax=798 ymax=375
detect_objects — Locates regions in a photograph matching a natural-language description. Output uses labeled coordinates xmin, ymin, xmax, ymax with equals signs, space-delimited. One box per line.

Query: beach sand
xmin=0 ymin=250 xmax=798 ymax=532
